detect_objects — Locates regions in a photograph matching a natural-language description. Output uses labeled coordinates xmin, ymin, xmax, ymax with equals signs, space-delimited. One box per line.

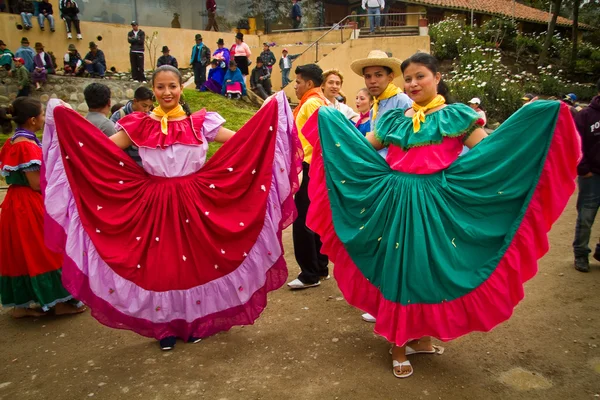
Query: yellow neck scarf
xmin=152 ymin=104 xmax=187 ymax=135
xmin=372 ymin=83 xmax=402 ymax=121
xmin=412 ymin=95 xmax=446 ymax=133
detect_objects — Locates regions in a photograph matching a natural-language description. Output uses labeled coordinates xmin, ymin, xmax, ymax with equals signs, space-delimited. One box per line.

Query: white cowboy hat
xmin=468 ymin=97 xmax=481 ymax=104
xmin=350 ymin=50 xmax=402 ymax=77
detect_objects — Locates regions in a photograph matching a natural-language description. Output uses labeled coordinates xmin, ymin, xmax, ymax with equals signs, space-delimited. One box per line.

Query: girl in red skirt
xmin=0 ymin=97 xmax=85 ymax=317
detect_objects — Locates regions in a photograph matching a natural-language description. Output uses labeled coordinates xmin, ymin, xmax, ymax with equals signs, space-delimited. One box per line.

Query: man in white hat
xmin=350 ymin=49 xmax=412 ymax=323
xmin=350 ymin=50 xmax=412 ymax=145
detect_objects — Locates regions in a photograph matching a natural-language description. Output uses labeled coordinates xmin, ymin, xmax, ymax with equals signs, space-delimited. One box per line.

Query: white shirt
xmin=282 ymin=56 xmax=291 ymax=69
xmin=362 ymin=0 xmax=384 ymax=9
xmin=325 ymin=98 xmax=359 ymax=120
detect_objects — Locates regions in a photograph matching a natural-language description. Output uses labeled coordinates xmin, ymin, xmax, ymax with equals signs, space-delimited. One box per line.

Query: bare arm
xmin=110 ymin=130 xmax=133 ymax=149
xmin=464 ymin=127 xmax=488 ymax=149
xmin=214 ymin=126 xmax=235 ymax=143
xmin=366 ymin=131 xmax=384 ymax=150
xmin=25 ymin=171 xmax=41 ymax=192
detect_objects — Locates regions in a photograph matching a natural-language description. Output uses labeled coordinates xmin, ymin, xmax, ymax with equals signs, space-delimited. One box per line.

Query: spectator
xmin=250 ymin=57 xmax=272 ymax=100
xmin=59 ymin=0 xmax=82 ymax=40
xmin=64 ymin=43 xmax=84 ymax=76
xmin=563 ymin=93 xmax=583 ymax=116
xmin=213 ymin=38 xmax=230 ymax=69
xmin=468 ymin=97 xmax=487 ymax=127
xmin=205 ymin=0 xmax=218 ymax=32
xmin=83 ymin=83 xmax=115 ymax=137
xmin=279 ymin=48 xmax=300 ymax=88
xmin=38 ymin=0 xmax=55 ymax=32
xmin=110 ymin=86 xmax=154 ymax=123
xmin=572 ymin=78 xmax=600 ymax=273
xmin=15 ymin=37 xmax=35 ymax=72
xmin=291 ymin=0 xmax=302 ymax=30
xmin=0 ymin=40 xmax=14 ymax=71
xmin=521 ymin=93 xmax=537 ymax=106
xmin=157 ymin=46 xmax=178 ymax=68
xmin=260 ymin=42 xmax=276 ymax=72
xmin=32 ymin=42 xmax=54 ymax=90
xmin=362 ymin=0 xmax=384 ymax=34
xmin=84 ymin=41 xmax=106 ymax=78
xmin=231 ymin=32 xmax=251 ymax=77
xmin=17 ymin=0 xmax=34 ymax=30
xmin=190 ymin=34 xmax=210 ymax=90
xmin=13 ymin=57 xmax=31 ymax=97
xmin=0 ymin=105 xmax=12 ymax=134
xmin=321 ymin=69 xmax=358 ymax=121
xmin=355 ymin=87 xmax=374 ymax=136
xmin=128 ymin=21 xmax=146 ymax=82
xmin=222 ymin=60 xmax=246 ymax=99
xmin=201 ymin=58 xmax=225 ymax=94
xmin=110 ymin=103 xmax=124 ymax=115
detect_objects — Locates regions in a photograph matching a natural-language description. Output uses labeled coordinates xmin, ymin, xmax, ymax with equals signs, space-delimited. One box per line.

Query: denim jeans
xmin=282 ymin=68 xmax=291 ymax=87
xmin=86 ymin=62 xmax=106 ymax=77
xmin=38 ymin=14 xmax=55 ymax=30
xmin=573 ymin=174 xmax=600 ymax=257
xmin=367 ymin=7 xmax=381 ymax=32
xmin=20 ymin=12 xmax=33 ymax=27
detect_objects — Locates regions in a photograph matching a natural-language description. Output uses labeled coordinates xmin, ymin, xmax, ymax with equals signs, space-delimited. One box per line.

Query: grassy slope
xmin=0 ymin=90 xmax=257 ymax=184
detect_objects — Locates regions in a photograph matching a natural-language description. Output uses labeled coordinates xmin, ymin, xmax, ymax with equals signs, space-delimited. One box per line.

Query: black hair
xmin=229 ymin=60 xmax=237 ymax=67
xmin=295 ymin=64 xmax=324 ymax=87
xmin=84 ymin=83 xmax=111 ymax=109
xmin=151 ymin=65 xmax=191 ymax=116
xmin=9 ymin=97 xmax=42 ymax=126
xmin=597 ymin=77 xmax=600 ymax=93
xmin=110 ymin=103 xmax=124 ymax=114
xmin=134 ymin=86 xmax=154 ymax=101
xmin=401 ymin=52 xmax=453 ymax=103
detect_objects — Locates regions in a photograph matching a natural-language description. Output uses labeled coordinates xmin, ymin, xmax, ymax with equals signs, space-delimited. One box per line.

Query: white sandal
xmin=389 ymin=344 xmax=445 ymax=355
xmin=392 ymin=359 xmax=413 ymax=378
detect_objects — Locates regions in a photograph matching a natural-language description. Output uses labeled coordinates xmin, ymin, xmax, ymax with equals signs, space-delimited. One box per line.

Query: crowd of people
xmin=2 ymin=39 xmax=595 ymax=380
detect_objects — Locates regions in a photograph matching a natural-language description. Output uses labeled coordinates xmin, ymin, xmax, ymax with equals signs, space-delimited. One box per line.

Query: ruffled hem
xmin=0 ymin=140 xmax=43 ymax=176
xmin=306 ymin=102 xmax=579 ymax=346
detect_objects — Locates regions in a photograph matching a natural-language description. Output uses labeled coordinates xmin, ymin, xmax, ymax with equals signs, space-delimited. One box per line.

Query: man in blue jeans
xmin=362 ymin=0 xmax=384 ymax=33
xmin=573 ymin=77 xmax=600 ymax=272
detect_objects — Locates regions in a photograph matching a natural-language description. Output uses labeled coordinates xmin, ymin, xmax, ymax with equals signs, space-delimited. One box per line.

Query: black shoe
xmin=188 ymin=337 xmax=202 ymax=344
xmin=593 ymin=248 xmax=600 ymax=263
xmin=159 ymin=336 xmax=177 ymax=351
xmin=51 ymin=28 xmax=55 ymax=32
xmin=574 ymin=256 xmax=590 ymax=273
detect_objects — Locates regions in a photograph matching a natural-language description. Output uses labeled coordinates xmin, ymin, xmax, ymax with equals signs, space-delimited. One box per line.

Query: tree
xmin=569 ymin=0 xmax=579 ymax=74
xmin=538 ymin=0 xmax=562 ymax=65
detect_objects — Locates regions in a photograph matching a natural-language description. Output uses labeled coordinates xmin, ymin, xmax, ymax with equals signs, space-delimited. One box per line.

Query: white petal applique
xmin=137 ymin=264 xmax=141 ymax=269
xmin=214 ymin=264 xmax=219 ymax=269
xmin=78 ymin=142 xmax=84 ymax=147
xmin=118 ymin=180 xmax=124 ymax=185
xmin=155 ymin=237 xmax=159 ymax=242
xmin=209 ymin=184 xmax=216 ymax=189
xmin=252 ymin=169 xmax=256 ymax=175
xmin=65 ymin=155 xmax=70 ymax=160
xmin=96 ymin=229 xmax=101 ymax=233
xmin=204 ymin=211 xmax=209 ymax=216
xmin=269 ymin=126 xmax=273 ymax=131
xmin=182 ymin=255 xmax=187 ymax=261
xmin=136 ymin=237 xmax=141 ymax=241
xmin=260 ymin=185 xmax=266 ymax=192
xmin=239 ymin=222 xmax=245 ymax=227
xmin=227 ymin=167 xmax=233 ymax=172
xmin=119 ymin=161 xmax=125 ymax=167
xmin=185 ymin=219 xmax=190 ymax=223
xmin=243 ymin=252 xmax=248 ymax=257
xmin=97 ymin=205 xmax=103 ymax=211
xmin=221 ymin=249 xmax=226 ymax=254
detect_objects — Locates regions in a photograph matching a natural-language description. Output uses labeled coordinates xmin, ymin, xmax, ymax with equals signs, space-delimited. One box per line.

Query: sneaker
xmin=76 ymin=33 xmax=83 ymax=40
xmin=188 ymin=337 xmax=202 ymax=344
xmin=574 ymin=256 xmax=590 ymax=273
xmin=159 ymin=336 xmax=177 ymax=351
xmin=67 ymin=32 xmax=72 ymax=39
xmin=361 ymin=313 xmax=376 ymax=323
xmin=287 ymin=278 xmax=320 ymax=290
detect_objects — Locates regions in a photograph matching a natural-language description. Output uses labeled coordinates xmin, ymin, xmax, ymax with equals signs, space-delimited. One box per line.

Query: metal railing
xmin=278 ymin=13 xmax=426 ymax=63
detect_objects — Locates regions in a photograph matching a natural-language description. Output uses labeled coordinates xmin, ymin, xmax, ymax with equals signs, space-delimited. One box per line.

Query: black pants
xmin=193 ymin=62 xmax=206 ymax=89
xmin=292 ymin=162 xmax=329 ymax=284
xmin=252 ymin=80 xmax=272 ymax=100
xmin=130 ymin=52 xmax=145 ymax=82
xmin=292 ymin=18 xmax=301 ymax=30
xmin=63 ymin=16 xmax=81 ymax=34
xmin=17 ymin=86 xmax=30 ymax=97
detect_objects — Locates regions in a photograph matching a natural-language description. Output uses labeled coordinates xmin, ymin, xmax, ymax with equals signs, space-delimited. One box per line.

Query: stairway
xmin=358 ymin=25 xmax=419 ymax=38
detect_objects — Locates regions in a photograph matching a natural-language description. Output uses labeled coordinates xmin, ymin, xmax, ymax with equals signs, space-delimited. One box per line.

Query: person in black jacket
xmin=38 ymin=0 xmax=56 ymax=32
xmin=573 ymin=77 xmax=600 ymax=272
xmin=250 ymin=57 xmax=272 ymax=100
xmin=128 ymin=21 xmax=146 ymax=82
xmin=59 ymin=0 xmax=82 ymax=40
xmin=157 ymin=46 xmax=178 ymax=68
xmin=260 ymin=43 xmax=276 ymax=72
xmin=190 ymin=34 xmax=210 ymax=90
xmin=84 ymin=41 xmax=107 ymax=78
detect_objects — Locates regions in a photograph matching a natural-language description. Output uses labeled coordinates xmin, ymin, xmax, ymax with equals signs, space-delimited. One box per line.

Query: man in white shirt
xmin=362 ymin=0 xmax=384 ymax=34
xmin=321 ymin=69 xmax=359 ymax=122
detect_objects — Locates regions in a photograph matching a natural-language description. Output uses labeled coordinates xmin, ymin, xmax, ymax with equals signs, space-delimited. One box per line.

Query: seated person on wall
xmin=201 ymin=58 xmax=225 ymax=94
xmin=157 ymin=46 xmax=178 ymax=68
xmin=84 ymin=41 xmax=106 ymax=78
xmin=221 ymin=60 xmax=246 ymax=100
xmin=64 ymin=43 xmax=84 ymax=76
xmin=0 ymin=40 xmax=15 ymax=71
xmin=16 ymin=0 xmax=34 ymax=30
xmin=32 ymin=42 xmax=55 ymax=90
xmin=250 ymin=57 xmax=272 ymax=100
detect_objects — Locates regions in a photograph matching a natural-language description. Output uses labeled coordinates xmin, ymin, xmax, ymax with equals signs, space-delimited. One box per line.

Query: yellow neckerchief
xmin=152 ymin=104 xmax=187 ymax=135
xmin=412 ymin=95 xmax=446 ymax=133
xmin=372 ymin=83 xmax=402 ymax=121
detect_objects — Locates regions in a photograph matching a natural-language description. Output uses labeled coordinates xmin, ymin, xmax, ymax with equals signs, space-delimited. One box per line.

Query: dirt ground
xmin=0 ymin=191 xmax=599 ymax=400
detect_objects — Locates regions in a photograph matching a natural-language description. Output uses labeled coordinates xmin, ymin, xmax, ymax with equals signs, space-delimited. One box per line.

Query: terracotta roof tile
xmin=408 ymin=0 xmax=592 ymax=29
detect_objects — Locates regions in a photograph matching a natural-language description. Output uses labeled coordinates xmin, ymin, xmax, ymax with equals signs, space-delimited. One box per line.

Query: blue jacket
xmin=291 ymin=3 xmax=301 ymax=19
xmin=208 ymin=67 xmax=225 ymax=85
xmin=221 ymin=68 xmax=246 ymax=95
xmin=190 ymin=43 xmax=210 ymax=65
xmin=15 ymin=46 xmax=35 ymax=72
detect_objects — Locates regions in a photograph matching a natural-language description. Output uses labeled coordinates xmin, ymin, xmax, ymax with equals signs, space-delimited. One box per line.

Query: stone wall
xmin=0 ymin=69 xmax=192 ymax=115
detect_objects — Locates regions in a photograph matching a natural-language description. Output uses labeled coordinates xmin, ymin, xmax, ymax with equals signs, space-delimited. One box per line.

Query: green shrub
xmin=480 ymin=17 xmax=517 ymax=50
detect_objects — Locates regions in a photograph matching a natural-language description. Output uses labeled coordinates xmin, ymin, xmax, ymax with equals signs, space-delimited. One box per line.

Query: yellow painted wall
xmin=260 ymin=29 xmax=353 ymax=47
xmin=406 ymin=6 xmax=427 ymax=26
xmin=282 ymin=36 xmax=431 ymax=110
xmin=0 ymin=12 xmax=259 ymax=72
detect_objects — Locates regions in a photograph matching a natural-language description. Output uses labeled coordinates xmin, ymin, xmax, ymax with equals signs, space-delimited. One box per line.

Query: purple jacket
xmin=34 ymin=52 xmax=55 ymax=72
xmin=575 ymin=95 xmax=600 ymax=176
